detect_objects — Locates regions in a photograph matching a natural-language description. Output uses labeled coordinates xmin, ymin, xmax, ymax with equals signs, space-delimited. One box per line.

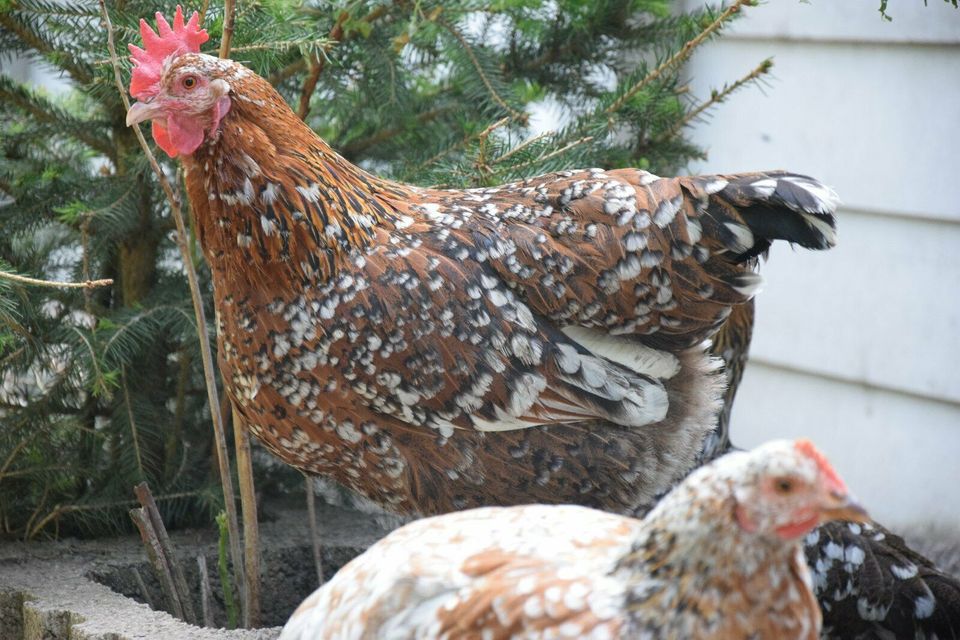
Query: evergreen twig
xmin=606 ymin=0 xmax=753 ymax=116
xmin=292 ymin=1 xmax=395 ymax=115
xmin=0 ymin=12 xmax=93 ymax=85
xmin=0 ymin=83 xmax=113 ymax=157
xmin=438 ymin=17 xmax=526 ymax=123
xmin=658 ymin=58 xmax=773 ymax=143
xmin=420 ymin=116 xmax=512 ymax=172
xmin=0 ymin=269 xmax=112 ymax=290
xmin=297 ymin=11 xmax=348 ymax=121
xmin=219 ymin=0 xmax=235 ymax=58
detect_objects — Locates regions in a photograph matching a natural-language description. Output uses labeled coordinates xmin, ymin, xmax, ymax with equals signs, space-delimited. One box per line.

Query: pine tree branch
xmin=0 ymin=82 xmax=114 ymax=158
xmin=295 ymin=3 xmax=399 ymax=118
xmin=0 ymin=13 xmax=93 ymax=86
xmin=419 ymin=116 xmax=512 ymax=173
xmin=268 ymin=58 xmax=306 ymax=86
xmin=0 ymin=433 xmax=39 ymax=483
xmin=438 ymin=18 xmax=526 ymax=123
xmin=0 ymin=269 xmax=112 ymax=290
xmin=99 ymin=0 xmax=245 ymax=605
xmin=508 ymin=136 xmax=593 ymax=172
xmin=297 ymin=11 xmax=348 ymax=120
xmin=657 ymin=58 xmax=773 ymax=143
xmin=605 ymin=0 xmax=753 ymax=116
xmin=22 ymin=481 xmax=50 ymax=540
xmin=340 ymin=105 xmax=453 ymax=157
xmin=489 ymin=131 xmax=550 ymax=166
xmin=0 ymin=346 xmax=28 ymax=373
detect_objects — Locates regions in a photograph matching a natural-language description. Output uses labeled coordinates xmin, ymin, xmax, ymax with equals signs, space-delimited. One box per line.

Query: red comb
xmin=128 ymin=5 xmax=208 ymax=99
xmin=794 ymin=439 xmax=847 ymax=493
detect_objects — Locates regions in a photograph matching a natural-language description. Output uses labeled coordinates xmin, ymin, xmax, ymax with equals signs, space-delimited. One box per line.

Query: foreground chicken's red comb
xmin=128 ymin=5 xmax=208 ymax=99
xmin=794 ymin=439 xmax=846 ymax=493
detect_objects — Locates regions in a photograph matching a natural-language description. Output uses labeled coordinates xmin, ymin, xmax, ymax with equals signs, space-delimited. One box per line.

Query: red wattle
xmin=166 ymin=114 xmax=206 ymax=156
xmin=152 ymin=121 xmax=179 ymax=158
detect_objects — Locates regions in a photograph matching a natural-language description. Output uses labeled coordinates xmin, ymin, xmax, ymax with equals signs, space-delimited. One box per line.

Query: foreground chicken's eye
xmin=773 ymin=477 xmax=795 ymax=494
xmin=183 ymin=75 xmax=197 ymax=89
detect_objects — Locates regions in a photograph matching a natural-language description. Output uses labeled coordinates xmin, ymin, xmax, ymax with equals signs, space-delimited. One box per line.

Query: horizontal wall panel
xmin=693 ymin=0 xmax=960 ymax=45
xmin=749 ymin=208 xmax=960 ymax=404
xmin=730 ymin=362 xmax=960 ymax=528
xmin=683 ymin=40 xmax=960 ymax=222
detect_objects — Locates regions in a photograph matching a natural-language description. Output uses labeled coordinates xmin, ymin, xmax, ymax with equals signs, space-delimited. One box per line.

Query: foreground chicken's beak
xmin=126 ymin=100 xmax=165 ymax=127
xmin=820 ymin=490 xmax=870 ymax=524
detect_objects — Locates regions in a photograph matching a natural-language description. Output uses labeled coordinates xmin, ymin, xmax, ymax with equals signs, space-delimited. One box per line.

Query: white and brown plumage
xmin=124 ymin=10 xmax=960 ymax=637
xmin=279 ymin=439 xmax=868 ymax=640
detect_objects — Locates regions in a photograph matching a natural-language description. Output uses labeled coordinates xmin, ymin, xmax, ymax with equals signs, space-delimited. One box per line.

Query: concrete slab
xmin=0 ymin=505 xmax=394 ymax=640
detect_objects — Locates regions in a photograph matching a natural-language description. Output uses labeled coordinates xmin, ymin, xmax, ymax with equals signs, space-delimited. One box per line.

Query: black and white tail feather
xmin=691 ymin=170 xmax=840 ymax=264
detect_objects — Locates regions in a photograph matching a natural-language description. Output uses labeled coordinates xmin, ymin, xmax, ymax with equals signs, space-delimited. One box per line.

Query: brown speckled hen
xmin=126 ymin=8 xmax=838 ymax=516
xmin=278 ymin=439 xmax=868 ymax=640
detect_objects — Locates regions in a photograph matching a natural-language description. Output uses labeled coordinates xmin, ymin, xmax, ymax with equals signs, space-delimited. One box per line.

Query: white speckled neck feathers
xmin=616 ymin=446 xmax=822 ymax=639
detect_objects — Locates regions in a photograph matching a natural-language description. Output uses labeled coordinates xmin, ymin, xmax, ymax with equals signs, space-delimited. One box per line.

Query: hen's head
xmin=713 ymin=439 xmax=868 ymax=542
xmin=125 ymin=6 xmax=238 ymax=158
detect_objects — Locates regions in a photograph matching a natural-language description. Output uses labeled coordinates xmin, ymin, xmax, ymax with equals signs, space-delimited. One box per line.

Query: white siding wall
xmin=683 ymin=0 xmax=960 ymax=528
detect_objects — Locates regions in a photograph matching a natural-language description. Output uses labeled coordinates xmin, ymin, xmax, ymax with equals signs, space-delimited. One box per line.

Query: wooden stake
xmin=134 ymin=482 xmax=197 ymax=624
xmin=197 ymin=555 xmax=216 ymax=628
xmin=130 ymin=507 xmax=184 ymax=620
xmin=130 ymin=566 xmax=155 ymax=609
xmin=233 ymin=405 xmax=261 ymax=628
xmin=305 ymin=475 xmax=324 ymax=586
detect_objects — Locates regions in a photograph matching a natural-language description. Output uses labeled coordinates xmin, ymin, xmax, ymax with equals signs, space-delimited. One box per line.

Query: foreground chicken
xmin=125 ymin=9 xmax=960 ymax=638
xmin=278 ymin=439 xmax=866 ymax=639
xmin=702 ymin=306 xmax=960 ymax=639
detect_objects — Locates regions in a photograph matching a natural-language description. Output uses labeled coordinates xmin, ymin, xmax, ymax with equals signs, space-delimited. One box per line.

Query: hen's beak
xmin=126 ymin=100 xmax=164 ymax=127
xmin=820 ymin=490 xmax=869 ymax=524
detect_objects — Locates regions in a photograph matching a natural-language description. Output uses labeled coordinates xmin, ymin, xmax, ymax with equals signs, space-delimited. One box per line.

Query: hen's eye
xmin=183 ymin=76 xmax=197 ymax=89
xmin=774 ymin=478 xmax=795 ymax=494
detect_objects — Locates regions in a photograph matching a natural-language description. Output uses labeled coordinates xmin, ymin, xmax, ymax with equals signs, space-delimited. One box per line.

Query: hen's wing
xmin=807 ymin=519 xmax=960 ymax=639
xmin=359 ymin=166 xmax=837 ymax=439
